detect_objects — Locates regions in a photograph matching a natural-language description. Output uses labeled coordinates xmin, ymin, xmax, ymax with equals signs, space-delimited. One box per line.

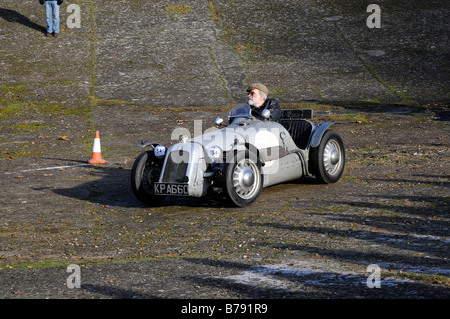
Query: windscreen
xmin=228 ymin=103 xmax=251 ymax=119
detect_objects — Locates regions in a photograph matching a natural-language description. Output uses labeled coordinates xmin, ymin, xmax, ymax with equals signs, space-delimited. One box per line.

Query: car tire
xmin=310 ymin=130 xmax=345 ymax=184
xmin=223 ymin=150 xmax=262 ymax=207
xmin=131 ymin=151 xmax=165 ymax=206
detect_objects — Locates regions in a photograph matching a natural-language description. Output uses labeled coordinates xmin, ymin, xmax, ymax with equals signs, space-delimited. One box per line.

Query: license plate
xmin=154 ymin=183 xmax=189 ymax=196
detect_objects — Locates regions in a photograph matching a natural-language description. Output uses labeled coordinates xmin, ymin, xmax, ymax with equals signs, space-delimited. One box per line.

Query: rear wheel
xmin=131 ymin=151 xmax=165 ymax=205
xmin=310 ymin=130 xmax=345 ymax=184
xmin=223 ymin=150 xmax=262 ymax=207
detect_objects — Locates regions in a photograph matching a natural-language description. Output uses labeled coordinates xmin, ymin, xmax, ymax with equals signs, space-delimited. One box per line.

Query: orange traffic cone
xmin=88 ymin=131 xmax=106 ymax=164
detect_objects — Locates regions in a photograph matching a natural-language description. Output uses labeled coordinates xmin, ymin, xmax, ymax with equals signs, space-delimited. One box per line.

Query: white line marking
xmin=4 ymin=164 xmax=92 ymax=175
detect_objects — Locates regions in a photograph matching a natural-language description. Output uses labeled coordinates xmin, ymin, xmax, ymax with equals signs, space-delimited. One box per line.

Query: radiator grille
xmin=161 ymin=150 xmax=189 ymax=182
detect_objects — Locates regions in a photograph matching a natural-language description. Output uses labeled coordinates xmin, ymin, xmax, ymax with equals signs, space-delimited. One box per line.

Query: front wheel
xmin=131 ymin=151 xmax=165 ymax=206
xmin=310 ymin=130 xmax=345 ymax=184
xmin=223 ymin=150 xmax=263 ymax=207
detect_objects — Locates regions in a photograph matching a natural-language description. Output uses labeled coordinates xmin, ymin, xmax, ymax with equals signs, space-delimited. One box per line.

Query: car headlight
xmin=154 ymin=144 xmax=167 ymax=158
xmin=208 ymin=146 xmax=222 ymax=160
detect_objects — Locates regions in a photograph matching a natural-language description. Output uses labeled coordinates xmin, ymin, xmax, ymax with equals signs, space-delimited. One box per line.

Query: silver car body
xmin=153 ymin=103 xmax=332 ymax=198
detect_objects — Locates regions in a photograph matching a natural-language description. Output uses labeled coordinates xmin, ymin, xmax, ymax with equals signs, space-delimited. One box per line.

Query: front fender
xmin=310 ymin=122 xmax=334 ymax=148
xmin=137 ymin=140 xmax=159 ymax=148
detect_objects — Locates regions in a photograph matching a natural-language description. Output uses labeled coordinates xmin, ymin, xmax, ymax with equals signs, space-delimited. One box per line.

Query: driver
xmin=247 ymin=83 xmax=281 ymax=122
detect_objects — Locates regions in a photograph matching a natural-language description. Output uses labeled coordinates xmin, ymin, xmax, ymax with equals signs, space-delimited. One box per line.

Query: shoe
xmin=53 ymin=33 xmax=58 ymax=37
xmin=46 ymin=32 xmax=51 ymax=37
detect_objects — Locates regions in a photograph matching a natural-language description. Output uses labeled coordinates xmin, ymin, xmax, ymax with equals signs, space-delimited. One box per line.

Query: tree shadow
xmin=181 ymin=257 xmax=450 ymax=298
xmin=81 ymin=284 xmax=161 ymax=299
xmin=249 ymin=214 xmax=449 ymax=262
xmin=0 ymin=8 xmax=46 ymax=34
xmin=296 ymin=99 xmax=450 ymax=121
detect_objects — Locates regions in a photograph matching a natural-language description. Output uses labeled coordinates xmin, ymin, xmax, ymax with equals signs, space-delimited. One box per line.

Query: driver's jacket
xmin=251 ymin=98 xmax=281 ymax=122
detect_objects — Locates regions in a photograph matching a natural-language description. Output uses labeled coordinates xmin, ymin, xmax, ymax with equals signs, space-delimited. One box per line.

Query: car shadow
xmin=50 ymin=163 xmax=319 ymax=209
xmin=51 ymin=165 xmax=248 ymax=209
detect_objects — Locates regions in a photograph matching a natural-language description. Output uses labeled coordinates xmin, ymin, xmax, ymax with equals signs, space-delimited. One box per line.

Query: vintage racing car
xmin=131 ymin=103 xmax=345 ymax=207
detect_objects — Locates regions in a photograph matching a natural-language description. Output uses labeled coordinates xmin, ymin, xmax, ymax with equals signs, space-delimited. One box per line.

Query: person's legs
xmin=52 ymin=1 xmax=60 ymax=35
xmin=45 ymin=1 xmax=53 ymax=34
